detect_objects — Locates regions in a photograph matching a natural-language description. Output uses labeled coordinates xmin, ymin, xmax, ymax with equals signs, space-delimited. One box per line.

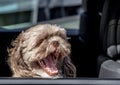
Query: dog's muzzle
xmin=38 ymin=53 xmax=59 ymax=76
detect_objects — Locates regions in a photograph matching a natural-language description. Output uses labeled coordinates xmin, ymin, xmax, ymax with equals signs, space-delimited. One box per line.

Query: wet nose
xmin=52 ymin=41 xmax=59 ymax=47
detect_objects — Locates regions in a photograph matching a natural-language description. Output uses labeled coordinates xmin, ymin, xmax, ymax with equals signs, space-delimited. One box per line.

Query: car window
xmin=0 ymin=0 xmax=82 ymax=30
xmin=0 ymin=0 xmax=38 ymax=29
xmin=0 ymin=0 xmax=103 ymax=79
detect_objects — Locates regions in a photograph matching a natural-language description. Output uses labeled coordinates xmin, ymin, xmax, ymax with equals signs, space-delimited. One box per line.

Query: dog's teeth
xmin=39 ymin=60 xmax=46 ymax=67
xmin=41 ymin=61 xmax=43 ymax=65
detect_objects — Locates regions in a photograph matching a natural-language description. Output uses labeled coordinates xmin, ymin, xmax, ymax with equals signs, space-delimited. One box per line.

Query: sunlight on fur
xmin=8 ymin=24 xmax=76 ymax=78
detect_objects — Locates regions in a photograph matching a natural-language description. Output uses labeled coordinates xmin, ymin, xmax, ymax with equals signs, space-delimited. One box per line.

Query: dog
xmin=8 ymin=24 xmax=76 ymax=78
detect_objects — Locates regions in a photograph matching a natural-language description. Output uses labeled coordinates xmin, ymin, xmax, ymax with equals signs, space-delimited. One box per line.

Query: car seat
xmin=98 ymin=0 xmax=120 ymax=78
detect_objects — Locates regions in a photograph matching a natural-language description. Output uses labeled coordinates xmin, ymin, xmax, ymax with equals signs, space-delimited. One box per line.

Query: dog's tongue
xmin=39 ymin=55 xmax=58 ymax=76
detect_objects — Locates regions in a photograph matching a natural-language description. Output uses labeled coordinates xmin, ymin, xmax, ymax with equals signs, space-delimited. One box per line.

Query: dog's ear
xmin=61 ymin=56 xmax=76 ymax=77
xmin=8 ymin=32 xmax=31 ymax=76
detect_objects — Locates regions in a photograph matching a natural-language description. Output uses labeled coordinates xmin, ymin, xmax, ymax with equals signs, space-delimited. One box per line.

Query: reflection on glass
xmin=0 ymin=0 xmax=38 ymax=29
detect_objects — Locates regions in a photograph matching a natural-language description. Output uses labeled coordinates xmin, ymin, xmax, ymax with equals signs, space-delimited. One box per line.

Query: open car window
xmin=0 ymin=0 xmax=120 ymax=85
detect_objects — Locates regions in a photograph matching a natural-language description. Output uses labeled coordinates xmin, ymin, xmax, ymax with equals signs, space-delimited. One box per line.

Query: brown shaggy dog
xmin=8 ymin=24 xmax=76 ymax=78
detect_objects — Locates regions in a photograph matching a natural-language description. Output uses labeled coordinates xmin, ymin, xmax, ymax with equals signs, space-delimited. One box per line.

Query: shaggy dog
xmin=8 ymin=24 xmax=76 ymax=78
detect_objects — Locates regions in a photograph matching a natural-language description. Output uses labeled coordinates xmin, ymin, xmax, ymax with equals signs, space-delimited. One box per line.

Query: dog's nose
xmin=52 ymin=41 xmax=59 ymax=47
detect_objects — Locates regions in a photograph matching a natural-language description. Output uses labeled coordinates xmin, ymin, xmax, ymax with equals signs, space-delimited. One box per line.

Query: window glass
xmin=0 ymin=0 xmax=82 ymax=29
xmin=0 ymin=0 xmax=38 ymax=29
xmin=0 ymin=0 xmax=87 ymax=79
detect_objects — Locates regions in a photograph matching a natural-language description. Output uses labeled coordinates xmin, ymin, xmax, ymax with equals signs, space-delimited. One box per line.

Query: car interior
xmin=0 ymin=0 xmax=120 ymax=85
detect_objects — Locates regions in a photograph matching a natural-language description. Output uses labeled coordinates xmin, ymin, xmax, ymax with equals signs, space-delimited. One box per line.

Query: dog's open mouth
xmin=38 ymin=53 xmax=58 ymax=76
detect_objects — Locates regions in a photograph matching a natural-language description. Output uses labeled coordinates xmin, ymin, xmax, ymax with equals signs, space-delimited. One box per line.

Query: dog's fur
xmin=8 ymin=24 xmax=76 ymax=78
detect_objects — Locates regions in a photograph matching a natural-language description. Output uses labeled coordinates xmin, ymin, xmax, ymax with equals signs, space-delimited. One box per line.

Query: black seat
xmin=98 ymin=0 xmax=120 ymax=78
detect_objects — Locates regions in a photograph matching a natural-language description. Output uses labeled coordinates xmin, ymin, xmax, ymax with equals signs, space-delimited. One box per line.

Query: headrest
xmin=82 ymin=0 xmax=104 ymax=13
xmin=100 ymin=0 xmax=120 ymax=58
